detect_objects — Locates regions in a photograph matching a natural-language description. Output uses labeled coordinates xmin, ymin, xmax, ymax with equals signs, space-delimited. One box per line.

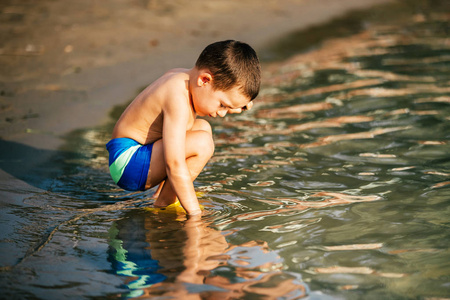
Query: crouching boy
xmin=106 ymin=40 xmax=261 ymax=215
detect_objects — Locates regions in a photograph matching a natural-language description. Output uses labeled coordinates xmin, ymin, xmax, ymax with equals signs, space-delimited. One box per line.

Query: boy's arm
xmin=162 ymin=95 xmax=201 ymax=215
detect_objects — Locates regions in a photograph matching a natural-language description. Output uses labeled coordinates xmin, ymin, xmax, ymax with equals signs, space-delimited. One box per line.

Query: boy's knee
xmin=189 ymin=119 xmax=214 ymax=159
xmin=198 ymin=130 xmax=215 ymax=158
xmin=193 ymin=119 xmax=212 ymax=135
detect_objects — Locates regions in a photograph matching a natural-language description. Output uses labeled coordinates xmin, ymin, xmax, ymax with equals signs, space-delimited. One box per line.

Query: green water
xmin=1 ymin=4 xmax=449 ymax=300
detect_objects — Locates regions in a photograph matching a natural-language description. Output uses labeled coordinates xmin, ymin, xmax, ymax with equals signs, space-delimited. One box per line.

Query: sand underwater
xmin=1 ymin=0 xmax=450 ymax=299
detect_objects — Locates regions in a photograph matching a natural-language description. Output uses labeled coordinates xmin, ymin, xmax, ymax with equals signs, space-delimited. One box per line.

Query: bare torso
xmin=111 ymin=68 xmax=196 ymax=145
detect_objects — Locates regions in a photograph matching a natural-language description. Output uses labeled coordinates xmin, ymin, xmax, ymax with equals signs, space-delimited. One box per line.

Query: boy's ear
xmin=197 ymin=72 xmax=213 ymax=87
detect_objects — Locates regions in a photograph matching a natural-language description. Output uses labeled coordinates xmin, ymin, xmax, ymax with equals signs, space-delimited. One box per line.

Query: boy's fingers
xmin=228 ymin=107 xmax=243 ymax=114
xmin=246 ymin=101 xmax=253 ymax=111
xmin=227 ymin=101 xmax=254 ymax=114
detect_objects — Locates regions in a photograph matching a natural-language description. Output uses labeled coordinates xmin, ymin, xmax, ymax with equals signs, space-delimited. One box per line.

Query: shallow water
xmin=1 ymin=5 xmax=450 ymax=300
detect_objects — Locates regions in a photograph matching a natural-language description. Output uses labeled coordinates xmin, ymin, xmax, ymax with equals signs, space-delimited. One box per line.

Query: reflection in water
xmin=1 ymin=3 xmax=449 ymax=299
xmin=204 ymin=9 xmax=450 ymax=299
xmin=108 ymin=211 xmax=308 ymax=298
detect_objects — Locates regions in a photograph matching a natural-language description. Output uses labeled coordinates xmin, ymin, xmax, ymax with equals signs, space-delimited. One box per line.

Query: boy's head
xmin=195 ymin=40 xmax=261 ymax=101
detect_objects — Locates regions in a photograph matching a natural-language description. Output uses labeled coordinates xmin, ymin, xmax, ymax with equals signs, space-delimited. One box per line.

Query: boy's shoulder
xmin=155 ymin=68 xmax=189 ymax=96
xmin=151 ymin=69 xmax=191 ymax=111
xmin=161 ymin=68 xmax=189 ymax=84
xmin=165 ymin=68 xmax=189 ymax=76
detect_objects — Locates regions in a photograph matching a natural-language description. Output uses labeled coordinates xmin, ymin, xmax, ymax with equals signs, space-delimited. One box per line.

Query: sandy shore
xmin=0 ymin=0 xmax=395 ymax=152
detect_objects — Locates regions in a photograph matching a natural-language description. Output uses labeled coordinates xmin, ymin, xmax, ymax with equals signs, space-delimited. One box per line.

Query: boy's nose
xmin=217 ymin=109 xmax=227 ymax=117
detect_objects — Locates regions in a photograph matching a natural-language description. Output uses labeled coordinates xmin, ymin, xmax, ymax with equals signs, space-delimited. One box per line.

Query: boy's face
xmin=193 ymin=73 xmax=251 ymax=118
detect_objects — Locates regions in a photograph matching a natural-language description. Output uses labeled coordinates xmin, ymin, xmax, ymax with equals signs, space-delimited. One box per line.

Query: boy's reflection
xmin=108 ymin=210 xmax=228 ymax=298
xmin=108 ymin=210 xmax=308 ymax=299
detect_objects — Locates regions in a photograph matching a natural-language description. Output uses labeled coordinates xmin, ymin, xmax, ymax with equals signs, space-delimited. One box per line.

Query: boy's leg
xmin=145 ymin=119 xmax=214 ymax=206
xmin=152 ymin=181 xmax=164 ymax=199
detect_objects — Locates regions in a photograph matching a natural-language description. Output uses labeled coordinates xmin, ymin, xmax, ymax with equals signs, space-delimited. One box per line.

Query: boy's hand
xmin=227 ymin=100 xmax=253 ymax=114
xmin=243 ymin=100 xmax=253 ymax=111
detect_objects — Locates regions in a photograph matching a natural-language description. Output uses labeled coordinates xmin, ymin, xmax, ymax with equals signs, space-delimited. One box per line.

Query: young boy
xmin=106 ymin=40 xmax=261 ymax=215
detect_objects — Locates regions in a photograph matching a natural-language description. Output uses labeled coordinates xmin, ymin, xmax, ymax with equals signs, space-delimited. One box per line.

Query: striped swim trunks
xmin=106 ymin=138 xmax=154 ymax=191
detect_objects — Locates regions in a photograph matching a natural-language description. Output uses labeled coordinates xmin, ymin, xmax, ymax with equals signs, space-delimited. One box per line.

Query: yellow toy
xmin=144 ymin=192 xmax=205 ymax=214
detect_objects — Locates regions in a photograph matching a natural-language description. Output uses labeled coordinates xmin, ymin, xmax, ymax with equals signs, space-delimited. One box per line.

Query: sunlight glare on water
xmin=0 ymin=5 xmax=449 ymax=300
xmin=195 ymin=11 xmax=450 ymax=299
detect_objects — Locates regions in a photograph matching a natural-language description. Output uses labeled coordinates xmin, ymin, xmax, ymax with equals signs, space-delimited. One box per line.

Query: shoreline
xmin=0 ymin=0 xmax=392 ymax=152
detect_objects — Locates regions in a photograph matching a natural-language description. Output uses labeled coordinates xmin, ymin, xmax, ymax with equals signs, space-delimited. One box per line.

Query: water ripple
xmin=2 ymin=5 xmax=449 ymax=299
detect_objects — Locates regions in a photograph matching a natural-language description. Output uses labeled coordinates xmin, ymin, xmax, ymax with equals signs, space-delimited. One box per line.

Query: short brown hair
xmin=195 ymin=40 xmax=261 ymax=100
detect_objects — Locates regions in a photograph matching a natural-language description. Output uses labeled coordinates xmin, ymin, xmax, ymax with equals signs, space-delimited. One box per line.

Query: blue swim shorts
xmin=106 ymin=138 xmax=154 ymax=191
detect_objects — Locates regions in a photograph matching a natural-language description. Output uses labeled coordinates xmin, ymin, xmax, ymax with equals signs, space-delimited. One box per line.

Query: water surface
xmin=1 ymin=5 xmax=449 ymax=300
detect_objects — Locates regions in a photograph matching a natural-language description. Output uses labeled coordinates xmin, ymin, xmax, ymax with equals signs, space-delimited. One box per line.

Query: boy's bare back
xmin=112 ymin=68 xmax=195 ymax=145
